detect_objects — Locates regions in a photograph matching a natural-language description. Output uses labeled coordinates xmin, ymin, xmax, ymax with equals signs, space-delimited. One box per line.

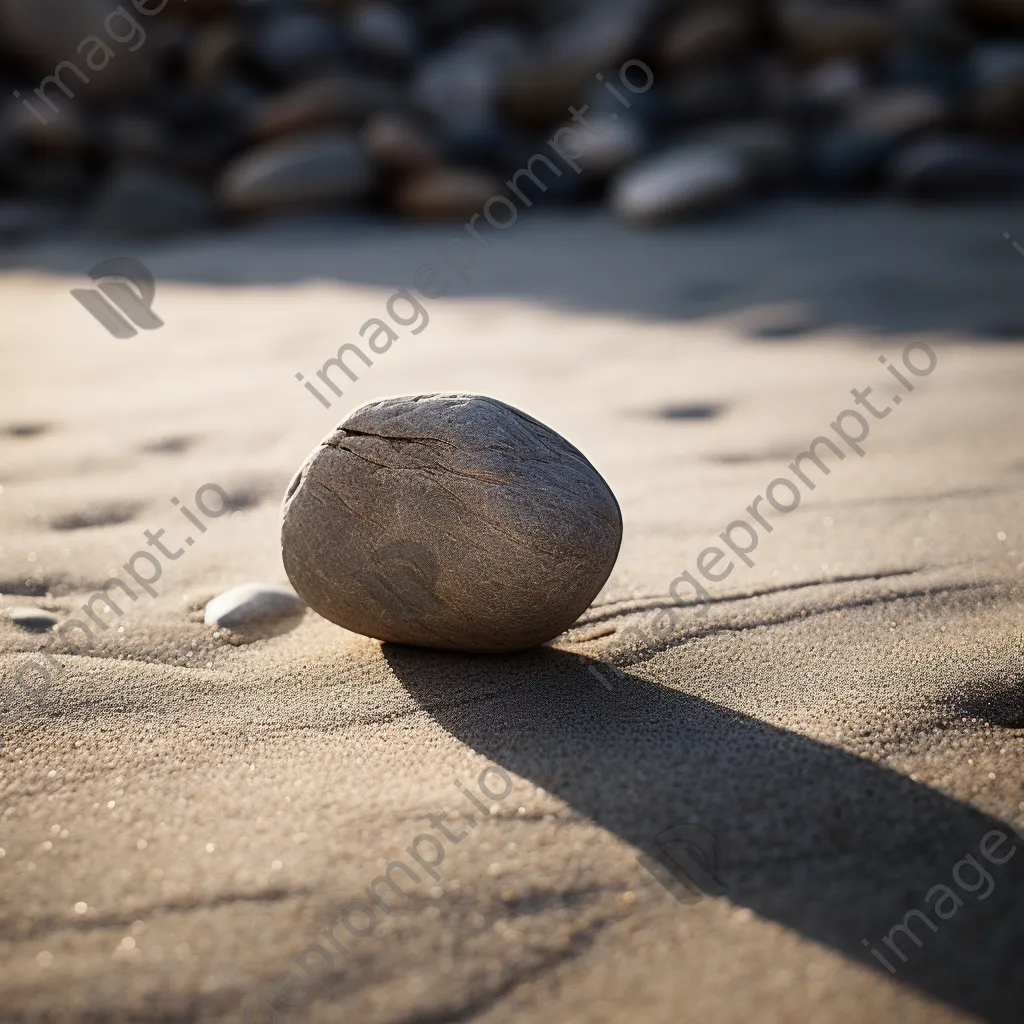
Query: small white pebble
xmin=271 ymin=859 xmax=283 ymax=871
xmin=74 ymin=902 xmax=87 ymax=915
xmin=36 ymin=951 xmax=53 ymax=967
xmin=206 ymin=843 xmax=215 ymax=853
xmin=107 ymin=801 xmax=115 ymax=809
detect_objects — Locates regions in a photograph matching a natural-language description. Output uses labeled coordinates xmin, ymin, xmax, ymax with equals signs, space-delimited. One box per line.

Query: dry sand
xmin=1 ymin=201 xmax=1023 ymax=1023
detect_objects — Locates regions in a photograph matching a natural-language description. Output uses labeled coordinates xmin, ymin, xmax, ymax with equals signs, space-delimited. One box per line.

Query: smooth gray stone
xmin=348 ymin=2 xmax=418 ymax=63
xmin=7 ymin=607 xmax=58 ymax=633
xmin=218 ymin=133 xmax=373 ymax=214
xmin=692 ymin=121 xmax=798 ymax=190
xmin=281 ymin=394 xmax=622 ymax=653
xmin=0 ymin=200 xmax=63 ymax=241
xmin=204 ymin=583 xmax=305 ymax=638
xmin=393 ymin=167 xmax=502 ymax=221
xmin=411 ymin=27 xmax=528 ymax=129
xmin=85 ymin=165 xmax=219 ymax=238
xmin=970 ymin=43 xmax=1024 ymax=135
xmin=888 ymin=136 xmax=1024 ymax=198
xmin=246 ymin=9 xmax=345 ymax=85
xmin=575 ymin=118 xmax=646 ymax=178
xmin=611 ymin=144 xmax=747 ymax=223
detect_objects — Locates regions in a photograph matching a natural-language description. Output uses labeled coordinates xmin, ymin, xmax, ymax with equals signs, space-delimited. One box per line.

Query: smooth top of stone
xmin=7 ymin=607 xmax=58 ymax=633
xmin=281 ymin=394 xmax=622 ymax=653
xmin=204 ymin=583 xmax=305 ymax=637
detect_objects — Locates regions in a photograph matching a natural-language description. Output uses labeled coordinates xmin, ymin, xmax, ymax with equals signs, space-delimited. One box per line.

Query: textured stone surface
xmin=203 ymin=583 xmax=305 ymax=638
xmin=281 ymin=394 xmax=622 ymax=652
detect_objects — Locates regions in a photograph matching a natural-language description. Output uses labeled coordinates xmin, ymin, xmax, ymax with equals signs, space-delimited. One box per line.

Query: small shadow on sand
xmin=383 ymin=644 xmax=1024 ymax=1024
xmin=654 ymin=402 xmax=723 ymax=421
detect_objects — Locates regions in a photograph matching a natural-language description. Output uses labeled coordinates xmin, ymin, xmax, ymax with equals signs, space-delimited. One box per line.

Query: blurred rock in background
xmin=0 ymin=0 xmax=1021 ymax=238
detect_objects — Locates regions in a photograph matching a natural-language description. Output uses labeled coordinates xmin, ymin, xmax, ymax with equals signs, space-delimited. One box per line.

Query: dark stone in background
xmin=0 ymin=0 xmax=1020 ymax=237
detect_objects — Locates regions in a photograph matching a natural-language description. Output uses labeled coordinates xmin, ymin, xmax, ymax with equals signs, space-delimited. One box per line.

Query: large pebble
xmin=204 ymin=583 xmax=305 ymax=638
xmin=281 ymin=394 xmax=622 ymax=653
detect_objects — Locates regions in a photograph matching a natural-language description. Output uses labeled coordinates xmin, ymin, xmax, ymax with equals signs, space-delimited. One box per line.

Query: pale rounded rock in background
xmin=611 ymin=144 xmax=748 ymax=223
xmin=281 ymin=394 xmax=622 ymax=653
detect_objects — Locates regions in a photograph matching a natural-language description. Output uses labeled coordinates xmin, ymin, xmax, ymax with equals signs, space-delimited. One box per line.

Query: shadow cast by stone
xmin=383 ymin=644 xmax=1024 ymax=1024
